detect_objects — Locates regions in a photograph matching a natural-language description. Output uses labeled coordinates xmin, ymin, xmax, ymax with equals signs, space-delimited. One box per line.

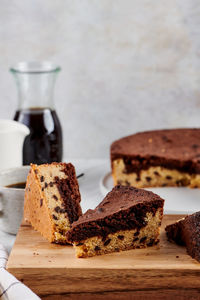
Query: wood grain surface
xmin=7 ymin=215 xmax=200 ymax=300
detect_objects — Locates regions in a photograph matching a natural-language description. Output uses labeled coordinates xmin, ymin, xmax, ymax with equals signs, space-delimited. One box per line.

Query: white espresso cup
xmin=0 ymin=166 xmax=30 ymax=234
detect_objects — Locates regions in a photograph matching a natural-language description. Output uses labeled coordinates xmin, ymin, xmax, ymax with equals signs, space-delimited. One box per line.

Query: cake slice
xmin=165 ymin=212 xmax=200 ymax=262
xmin=24 ymin=162 xmax=82 ymax=244
xmin=111 ymin=128 xmax=200 ymax=188
xmin=66 ymin=185 xmax=164 ymax=258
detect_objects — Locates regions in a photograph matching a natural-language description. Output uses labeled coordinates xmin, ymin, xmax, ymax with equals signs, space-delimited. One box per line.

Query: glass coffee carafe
xmin=11 ymin=61 xmax=63 ymax=165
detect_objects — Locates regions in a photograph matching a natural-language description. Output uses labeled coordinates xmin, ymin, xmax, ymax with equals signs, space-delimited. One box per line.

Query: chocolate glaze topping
xmin=111 ymin=129 xmax=200 ymax=175
xmin=66 ymin=185 xmax=164 ymax=243
xmin=54 ymin=163 xmax=82 ymax=224
xmin=165 ymin=212 xmax=200 ymax=262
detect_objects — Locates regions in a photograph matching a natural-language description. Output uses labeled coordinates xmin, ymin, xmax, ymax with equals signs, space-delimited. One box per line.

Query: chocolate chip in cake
xmin=49 ymin=182 xmax=54 ymax=187
xmin=118 ymin=235 xmax=124 ymax=240
xmin=98 ymin=207 xmax=104 ymax=213
xmin=41 ymin=187 xmax=44 ymax=191
xmin=176 ymin=255 xmax=179 ymax=258
xmin=115 ymin=248 xmax=120 ymax=252
xmin=162 ymin=183 xmax=167 ymax=187
xmin=140 ymin=237 xmax=147 ymax=243
xmin=162 ymin=136 xmax=172 ymax=143
xmin=117 ymin=180 xmax=122 ymax=185
xmin=166 ymin=175 xmax=172 ymax=180
xmin=176 ymin=180 xmax=183 ymax=187
xmin=154 ymin=171 xmax=160 ymax=176
xmin=136 ymin=177 xmax=140 ymax=182
xmin=60 ymin=208 xmax=67 ymax=214
xmin=133 ymin=237 xmax=139 ymax=242
xmin=53 ymin=195 xmax=58 ymax=200
xmin=54 ymin=206 xmax=67 ymax=214
xmin=104 ymin=239 xmax=111 ymax=246
xmin=147 ymin=239 xmax=155 ymax=246
xmin=44 ymin=182 xmax=48 ymax=188
xmin=52 ymin=214 xmax=58 ymax=220
xmin=40 ymin=176 xmax=44 ymax=182
xmin=125 ymin=180 xmax=130 ymax=186
xmin=95 ymin=246 xmax=101 ymax=251
xmin=134 ymin=231 xmax=139 ymax=236
xmin=55 ymin=206 xmax=61 ymax=213
xmin=192 ymin=144 xmax=199 ymax=149
xmin=40 ymin=199 xmax=43 ymax=207
xmin=146 ymin=176 xmax=152 ymax=182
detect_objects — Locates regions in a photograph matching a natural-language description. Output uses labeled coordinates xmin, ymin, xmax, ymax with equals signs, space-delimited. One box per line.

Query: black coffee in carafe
xmin=14 ymin=107 xmax=62 ymax=164
xmin=11 ymin=62 xmax=63 ymax=165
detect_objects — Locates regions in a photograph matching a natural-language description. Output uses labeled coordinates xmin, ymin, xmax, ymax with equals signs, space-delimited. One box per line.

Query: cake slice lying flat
xmin=111 ymin=128 xmax=200 ymax=188
xmin=66 ymin=185 xmax=164 ymax=258
xmin=165 ymin=212 xmax=200 ymax=262
xmin=24 ymin=162 xmax=82 ymax=244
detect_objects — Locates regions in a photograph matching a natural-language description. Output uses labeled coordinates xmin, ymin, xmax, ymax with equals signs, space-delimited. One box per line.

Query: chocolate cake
xmin=165 ymin=212 xmax=200 ymax=262
xmin=24 ymin=162 xmax=82 ymax=244
xmin=111 ymin=128 xmax=200 ymax=188
xmin=66 ymin=185 xmax=164 ymax=258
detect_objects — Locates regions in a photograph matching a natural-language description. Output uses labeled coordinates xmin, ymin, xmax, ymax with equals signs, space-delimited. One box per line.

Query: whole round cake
xmin=110 ymin=128 xmax=200 ymax=188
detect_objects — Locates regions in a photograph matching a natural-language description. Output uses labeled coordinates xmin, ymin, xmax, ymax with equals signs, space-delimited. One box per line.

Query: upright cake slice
xmin=111 ymin=128 xmax=200 ymax=188
xmin=165 ymin=212 xmax=200 ymax=262
xmin=66 ymin=185 xmax=164 ymax=258
xmin=24 ymin=162 xmax=82 ymax=244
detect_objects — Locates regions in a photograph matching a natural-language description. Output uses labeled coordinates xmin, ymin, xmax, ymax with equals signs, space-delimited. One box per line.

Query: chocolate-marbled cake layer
xmin=66 ymin=185 xmax=164 ymax=243
xmin=165 ymin=212 xmax=200 ymax=262
xmin=111 ymin=129 xmax=200 ymax=175
xmin=54 ymin=163 xmax=82 ymax=224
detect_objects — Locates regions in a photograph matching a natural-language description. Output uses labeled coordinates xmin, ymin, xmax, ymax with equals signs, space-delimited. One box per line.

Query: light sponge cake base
xmin=39 ymin=164 xmax=72 ymax=243
xmin=74 ymin=209 xmax=162 ymax=258
xmin=112 ymin=159 xmax=200 ymax=188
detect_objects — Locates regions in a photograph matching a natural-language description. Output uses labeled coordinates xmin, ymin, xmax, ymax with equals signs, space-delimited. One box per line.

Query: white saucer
xmin=100 ymin=172 xmax=200 ymax=215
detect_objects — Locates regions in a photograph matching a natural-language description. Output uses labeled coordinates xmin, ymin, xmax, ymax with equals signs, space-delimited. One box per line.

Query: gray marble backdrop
xmin=0 ymin=0 xmax=200 ymax=158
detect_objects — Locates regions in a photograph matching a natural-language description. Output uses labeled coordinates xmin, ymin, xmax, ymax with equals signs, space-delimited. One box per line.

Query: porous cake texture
xmin=165 ymin=212 xmax=200 ymax=262
xmin=111 ymin=129 xmax=200 ymax=188
xmin=24 ymin=162 xmax=82 ymax=244
xmin=66 ymin=185 xmax=164 ymax=258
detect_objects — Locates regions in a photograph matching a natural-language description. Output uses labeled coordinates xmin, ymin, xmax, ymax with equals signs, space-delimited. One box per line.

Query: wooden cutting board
xmin=7 ymin=215 xmax=200 ymax=300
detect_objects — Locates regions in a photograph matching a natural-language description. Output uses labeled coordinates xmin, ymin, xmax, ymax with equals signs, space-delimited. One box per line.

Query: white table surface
xmin=1 ymin=159 xmax=110 ymax=254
